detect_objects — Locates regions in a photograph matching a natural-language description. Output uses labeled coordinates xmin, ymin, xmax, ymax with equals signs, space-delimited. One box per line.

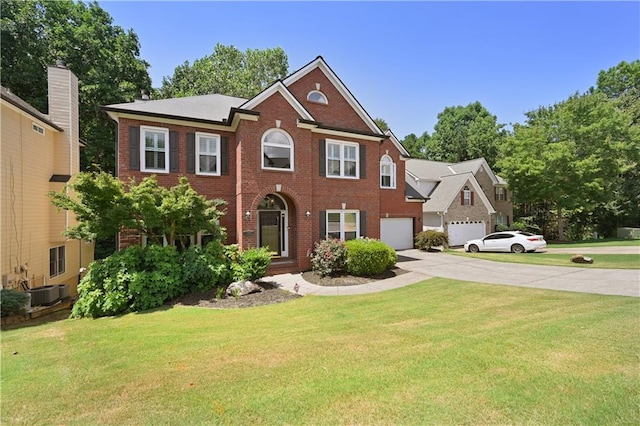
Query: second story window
xmin=141 ymin=125 xmax=169 ymax=173
xmin=307 ymin=90 xmax=328 ymax=104
xmin=262 ymin=129 xmax=293 ymax=171
xmin=462 ymin=186 xmax=473 ymax=206
xmin=380 ymin=155 xmax=396 ymax=189
xmin=196 ymin=132 xmax=220 ymax=175
xmin=495 ymin=187 xmax=506 ymax=201
xmin=326 ymin=140 xmax=359 ymax=179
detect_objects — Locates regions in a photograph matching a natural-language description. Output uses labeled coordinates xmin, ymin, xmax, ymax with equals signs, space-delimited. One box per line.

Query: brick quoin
xmin=109 ymin=57 xmax=422 ymax=274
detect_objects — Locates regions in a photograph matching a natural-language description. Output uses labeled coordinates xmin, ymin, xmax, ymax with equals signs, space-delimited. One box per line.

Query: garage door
xmin=447 ymin=221 xmax=485 ymax=246
xmin=381 ymin=218 xmax=414 ymax=250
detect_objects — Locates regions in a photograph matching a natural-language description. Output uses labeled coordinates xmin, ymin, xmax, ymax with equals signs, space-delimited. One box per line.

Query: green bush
xmin=415 ymin=230 xmax=449 ymax=250
xmin=308 ymin=239 xmax=348 ymax=276
xmin=345 ymin=238 xmax=392 ymax=276
xmin=1 ymin=289 xmax=30 ymax=317
xmin=236 ymin=247 xmax=272 ymax=281
xmin=181 ymin=245 xmax=230 ymax=291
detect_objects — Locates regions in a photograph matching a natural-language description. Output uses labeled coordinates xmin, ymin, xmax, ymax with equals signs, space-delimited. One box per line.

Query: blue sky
xmin=99 ymin=1 xmax=639 ymax=139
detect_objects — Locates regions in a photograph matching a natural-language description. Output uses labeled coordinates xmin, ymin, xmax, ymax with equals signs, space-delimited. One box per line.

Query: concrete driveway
xmin=270 ymin=248 xmax=639 ymax=297
xmin=396 ymin=249 xmax=639 ymax=297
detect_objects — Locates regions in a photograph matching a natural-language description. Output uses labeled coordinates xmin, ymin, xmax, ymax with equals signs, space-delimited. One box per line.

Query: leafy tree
xmin=498 ymin=91 xmax=637 ymax=240
xmin=401 ymin=131 xmax=431 ymax=159
xmin=1 ymin=0 xmax=151 ymax=173
xmin=374 ymin=117 xmax=389 ymax=132
xmin=427 ymin=101 xmax=507 ymax=167
xmin=49 ymin=172 xmax=226 ymax=245
xmin=157 ymin=43 xmax=288 ymax=99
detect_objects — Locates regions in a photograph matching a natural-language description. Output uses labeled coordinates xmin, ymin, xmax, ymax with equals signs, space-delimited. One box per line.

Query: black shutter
xmin=319 ymin=210 xmax=326 ymax=239
xmin=359 ymin=211 xmax=366 ymax=237
xmin=129 ymin=126 xmax=140 ymax=170
xmin=169 ymin=131 xmax=179 ymax=172
xmin=319 ymin=139 xmax=326 ymax=177
xmin=186 ymin=133 xmax=195 ymax=173
xmin=359 ymin=144 xmax=366 ymax=179
xmin=221 ymin=136 xmax=229 ymax=175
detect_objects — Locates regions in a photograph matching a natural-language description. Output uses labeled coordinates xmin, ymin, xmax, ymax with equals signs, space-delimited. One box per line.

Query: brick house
xmin=405 ymin=158 xmax=513 ymax=246
xmin=104 ymin=56 xmax=423 ymax=274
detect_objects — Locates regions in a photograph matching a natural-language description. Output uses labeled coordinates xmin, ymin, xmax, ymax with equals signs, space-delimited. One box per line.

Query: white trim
xmin=307 ymin=90 xmax=328 ymax=104
xmin=257 ymin=194 xmax=289 ymax=257
xmin=261 ymin=128 xmax=294 ymax=171
xmin=380 ymin=154 xmax=396 ymax=189
xmin=241 ymin=81 xmax=314 ymax=121
xmin=283 ymin=57 xmax=382 ymax=135
xmin=195 ymin=132 xmax=221 ymax=176
xmin=326 ymin=139 xmax=359 ymax=179
xmin=140 ymin=125 xmax=170 ymax=173
xmin=325 ymin=209 xmax=360 ymax=240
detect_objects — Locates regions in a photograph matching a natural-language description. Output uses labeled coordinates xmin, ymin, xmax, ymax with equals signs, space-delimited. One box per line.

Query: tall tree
xmin=374 ymin=117 xmax=389 ymax=132
xmin=157 ymin=44 xmax=288 ymax=99
xmin=427 ymin=101 xmax=506 ymax=167
xmin=498 ymin=91 xmax=637 ymax=239
xmin=1 ymin=0 xmax=151 ymax=173
xmin=401 ymin=132 xmax=431 ymax=159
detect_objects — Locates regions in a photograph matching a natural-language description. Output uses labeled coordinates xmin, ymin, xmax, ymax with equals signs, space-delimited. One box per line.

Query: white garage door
xmin=381 ymin=218 xmax=414 ymax=250
xmin=447 ymin=222 xmax=485 ymax=246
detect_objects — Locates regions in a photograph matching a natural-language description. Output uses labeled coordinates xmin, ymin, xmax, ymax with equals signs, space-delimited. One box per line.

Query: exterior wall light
xmin=305 ymin=211 xmax=311 ymax=219
xmin=245 ymin=211 xmax=251 ymax=220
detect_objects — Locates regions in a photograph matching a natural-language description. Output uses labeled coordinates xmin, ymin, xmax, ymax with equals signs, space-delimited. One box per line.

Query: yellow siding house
xmin=1 ymin=63 xmax=93 ymax=296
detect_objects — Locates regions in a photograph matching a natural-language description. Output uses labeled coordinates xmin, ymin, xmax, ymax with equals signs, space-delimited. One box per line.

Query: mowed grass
xmin=548 ymin=239 xmax=640 ymax=248
xmin=2 ymin=279 xmax=639 ymax=425
xmin=449 ymin=251 xmax=640 ymax=269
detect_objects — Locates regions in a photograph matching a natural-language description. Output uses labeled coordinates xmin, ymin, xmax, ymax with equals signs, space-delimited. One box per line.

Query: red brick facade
xmin=108 ymin=57 xmax=422 ymax=274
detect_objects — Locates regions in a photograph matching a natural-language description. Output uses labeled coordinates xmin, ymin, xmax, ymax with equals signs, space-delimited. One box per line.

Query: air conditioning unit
xmin=27 ymin=286 xmax=59 ymax=306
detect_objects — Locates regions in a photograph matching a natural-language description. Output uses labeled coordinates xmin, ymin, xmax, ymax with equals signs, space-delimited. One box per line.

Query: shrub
xmin=345 ymin=238 xmax=391 ymax=276
xmin=180 ymin=245 xmax=229 ymax=291
xmin=1 ymin=289 xmax=30 ymax=317
xmin=236 ymin=247 xmax=272 ymax=281
xmin=415 ymin=230 xmax=448 ymax=251
xmin=308 ymin=239 xmax=347 ymax=276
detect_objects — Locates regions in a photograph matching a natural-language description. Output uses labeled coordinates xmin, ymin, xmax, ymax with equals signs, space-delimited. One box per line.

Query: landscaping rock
xmin=226 ymin=281 xmax=263 ymax=297
xmin=570 ymin=254 xmax=594 ymax=264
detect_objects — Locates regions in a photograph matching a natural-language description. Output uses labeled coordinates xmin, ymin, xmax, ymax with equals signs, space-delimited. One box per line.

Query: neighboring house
xmin=104 ymin=56 xmax=423 ymax=274
xmin=1 ymin=63 xmax=94 ymax=295
xmin=406 ymin=158 xmax=513 ymax=246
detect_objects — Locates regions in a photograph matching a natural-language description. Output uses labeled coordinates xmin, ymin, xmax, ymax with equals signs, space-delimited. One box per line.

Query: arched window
xmin=307 ymin=90 xmax=328 ymax=104
xmin=380 ymin=155 xmax=396 ymax=189
xmin=262 ymin=129 xmax=293 ymax=171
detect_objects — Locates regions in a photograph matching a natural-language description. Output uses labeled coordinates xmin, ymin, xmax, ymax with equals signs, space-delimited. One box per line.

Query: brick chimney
xmin=47 ymin=60 xmax=79 ymax=176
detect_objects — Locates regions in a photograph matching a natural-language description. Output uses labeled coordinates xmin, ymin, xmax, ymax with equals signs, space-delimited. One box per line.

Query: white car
xmin=464 ymin=231 xmax=547 ymax=253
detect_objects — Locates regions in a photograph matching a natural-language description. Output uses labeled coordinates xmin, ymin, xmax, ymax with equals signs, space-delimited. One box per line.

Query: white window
xmin=463 ymin=186 xmax=472 ymax=206
xmin=32 ymin=122 xmax=45 ymax=136
xmin=326 ymin=140 xmax=359 ymax=179
xmin=141 ymin=126 xmax=169 ymax=173
xmin=495 ymin=187 xmax=506 ymax=201
xmin=307 ymin=90 xmax=328 ymax=104
xmin=262 ymin=129 xmax=294 ymax=171
xmin=196 ymin=132 xmax=220 ymax=175
xmin=380 ymin=155 xmax=396 ymax=189
xmin=326 ymin=210 xmax=359 ymax=241
xmin=49 ymin=245 xmax=65 ymax=277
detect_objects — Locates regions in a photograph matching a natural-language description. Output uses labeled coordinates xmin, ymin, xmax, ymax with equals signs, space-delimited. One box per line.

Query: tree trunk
xmin=557 ymin=205 xmax=565 ymax=241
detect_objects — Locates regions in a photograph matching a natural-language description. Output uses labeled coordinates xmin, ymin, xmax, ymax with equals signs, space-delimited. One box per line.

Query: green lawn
xmin=548 ymin=239 xmax=640 ymax=248
xmin=449 ymin=251 xmax=640 ymax=269
xmin=2 ymin=279 xmax=639 ymax=425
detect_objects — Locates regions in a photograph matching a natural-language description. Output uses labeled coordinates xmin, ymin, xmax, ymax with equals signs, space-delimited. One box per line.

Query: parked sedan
xmin=464 ymin=231 xmax=547 ymax=253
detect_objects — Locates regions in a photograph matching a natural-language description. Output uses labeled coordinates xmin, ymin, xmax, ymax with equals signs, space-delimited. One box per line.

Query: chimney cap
xmin=55 ymin=59 xmax=66 ymax=68
xmin=141 ymin=89 xmax=150 ymax=100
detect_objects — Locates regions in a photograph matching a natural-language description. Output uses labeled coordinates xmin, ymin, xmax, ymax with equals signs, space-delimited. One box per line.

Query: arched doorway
xmin=258 ymin=194 xmax=288 ymax=257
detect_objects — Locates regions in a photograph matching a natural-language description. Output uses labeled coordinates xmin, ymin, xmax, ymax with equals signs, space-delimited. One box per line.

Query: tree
xmin=374 ymin=117 xmax=389 ymax=132
xmin=498 ymin=91 xmax=637 ymax=239
xmin=1 ymin=0 xmax=151 ymax=173
xmin=156 ymin=44 xmax=288 ymax=99
xmin=49 ymin=172 xmax=226 ymax=245
xmin=401 ymin=132 xmax=431 ymax=159
xmin=427 ymin=102 xmax=506 ymax=167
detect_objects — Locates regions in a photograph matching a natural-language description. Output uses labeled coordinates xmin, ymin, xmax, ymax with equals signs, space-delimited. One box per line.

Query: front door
xmin=259 ymin=211 xmax=281 ymax=256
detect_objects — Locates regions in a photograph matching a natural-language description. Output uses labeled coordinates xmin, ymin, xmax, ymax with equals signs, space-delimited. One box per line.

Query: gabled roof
xmin=424 ymin=173 xmax=496 ymax=214
xmin=385 ymin=129 xmax=410 ymax=158
xmin=283 ymin=56 xmax=384 ymax=136
xmin=1 ymin=86 xmax=63 ymax=131
xmin=240 ymin=81 xmax=314 ymax=120
xmin=449 ymin=157 xmax=500 ymax=185
xmin=405 ymin=159 xmax=456 ymax=181
xmin=103 ymin=93 xmax=246 ymax=122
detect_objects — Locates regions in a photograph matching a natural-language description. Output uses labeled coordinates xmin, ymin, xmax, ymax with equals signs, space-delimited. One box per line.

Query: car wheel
xmin=468 ymin=244 xmax=479 ymax=253
xmin=511 ymin=244 xmax=525 ymax=253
